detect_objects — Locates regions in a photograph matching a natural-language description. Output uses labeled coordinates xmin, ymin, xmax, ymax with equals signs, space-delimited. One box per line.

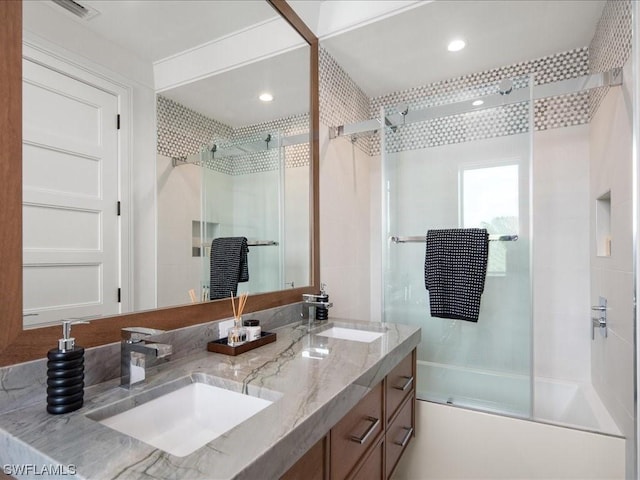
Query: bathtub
xmin=534 ymin=378 xmax=621 ymax=435
xmin=416 ymin=360 xmax=621 ymax=435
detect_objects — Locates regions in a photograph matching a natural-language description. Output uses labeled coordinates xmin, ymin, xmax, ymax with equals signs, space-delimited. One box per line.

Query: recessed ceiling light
xmin=472 ymin=99 xmax=484 ymax=106
xmin=447 ymin=39 xmax=466 ymax=52
xmin=259 ymin=93 xmax=273 ymax=102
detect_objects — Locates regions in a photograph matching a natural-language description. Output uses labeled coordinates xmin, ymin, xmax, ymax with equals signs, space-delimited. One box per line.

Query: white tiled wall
xmin=130 ymin=85 xmax=158 ymax=311
xmin=369 ymin=156 xmax=383 ymax=323
xmin=319 ymin=125 xmax=371 ymax=320
xmin=284 ymin=166 xmax=310 ymax=290
xmin=157 ymin=155 xmax=203 ymax=307
xmin=533 ymin=125 xmax=591 ymax=383
xmin=589 ymin=59 xmax=635 ymax=472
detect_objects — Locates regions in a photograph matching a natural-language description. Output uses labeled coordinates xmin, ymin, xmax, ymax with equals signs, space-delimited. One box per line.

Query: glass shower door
xmin=200 ymin=133 xmax=283 ymax=298
xmin=381 ymin=78 xmax=533 ymax=417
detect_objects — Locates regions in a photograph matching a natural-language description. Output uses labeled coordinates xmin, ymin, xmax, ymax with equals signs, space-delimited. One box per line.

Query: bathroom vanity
xmin=284 ymin=348 xmax=416 ymax=480
xmin=0 ymin=319 xmax=420 ymax=479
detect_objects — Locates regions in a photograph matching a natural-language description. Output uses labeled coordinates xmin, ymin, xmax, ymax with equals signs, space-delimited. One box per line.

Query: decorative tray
xmin=207 ymin=331 xmax=277 ymax=356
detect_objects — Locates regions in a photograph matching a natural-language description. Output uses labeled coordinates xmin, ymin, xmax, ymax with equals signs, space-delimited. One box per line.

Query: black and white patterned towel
xmin=424 ymin=228 xmax=489 ymax=322
xmin=210 ymin=237 xmax=249 ymax=300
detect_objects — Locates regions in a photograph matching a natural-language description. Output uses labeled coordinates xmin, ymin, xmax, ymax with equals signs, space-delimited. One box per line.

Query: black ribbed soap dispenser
xmin=46 ymin=320 xmax=87 ymax=415
xmin=316 ymin=283 xmax=330 ymax=321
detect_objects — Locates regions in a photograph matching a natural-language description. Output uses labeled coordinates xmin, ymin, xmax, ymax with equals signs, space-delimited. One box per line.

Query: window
xmin=460 ymin=164 xmax=519 ymax=274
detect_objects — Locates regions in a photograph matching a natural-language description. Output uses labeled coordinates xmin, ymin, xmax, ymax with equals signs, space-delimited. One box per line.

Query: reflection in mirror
xmin=157 ymin=48 xmax=310 ymax=306
xmin=22 ymin=0 xmax=311 ymax=327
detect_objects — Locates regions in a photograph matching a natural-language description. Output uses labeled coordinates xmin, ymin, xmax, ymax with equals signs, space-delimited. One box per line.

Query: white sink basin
xmin=316 ymin=326 xmax=384 ymax=343
xmin=91 ymin=380 xmax=273 ymax=457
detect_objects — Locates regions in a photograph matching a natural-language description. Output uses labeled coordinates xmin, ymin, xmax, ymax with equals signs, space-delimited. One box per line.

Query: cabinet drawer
xmin=385 ymin=394 xmax=415 ymax=479
xmin=330 ymin=382 xmax=384 ymax=480
xmin=386 ymin=351 xmax=415 ymax=424
xmin=351 ymin=437 xmax=384 ymax=480
xmin=281 ymin=436 xmax=326 ymax=480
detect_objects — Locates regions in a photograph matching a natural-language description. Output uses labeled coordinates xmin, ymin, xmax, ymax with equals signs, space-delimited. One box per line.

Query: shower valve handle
xmin=590 ymin=301 xmax=607 ymax=340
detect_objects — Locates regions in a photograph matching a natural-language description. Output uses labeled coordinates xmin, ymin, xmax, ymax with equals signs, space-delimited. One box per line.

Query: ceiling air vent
xmin=51 ymin=0 xmax=100 ymax=20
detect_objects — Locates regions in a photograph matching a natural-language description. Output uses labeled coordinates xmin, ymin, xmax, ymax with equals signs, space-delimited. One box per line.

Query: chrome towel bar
xmin=390 ymin=234 xmax=518 ymax=243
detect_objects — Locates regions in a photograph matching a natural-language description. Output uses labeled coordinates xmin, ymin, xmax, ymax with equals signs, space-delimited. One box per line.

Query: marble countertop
xmin=0 ymin=319 xmax=420 ymax=480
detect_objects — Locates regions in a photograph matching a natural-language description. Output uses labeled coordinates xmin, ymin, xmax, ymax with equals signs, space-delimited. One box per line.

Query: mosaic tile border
xmin=318 ymin=0 xmax=630 ymax=155
xmin=157 ymin=95 xmax=232 ymax=160
xmin=384 ymin=103 xmax=531 ymax=154
xmin=369 ymin=48 xmax=590 ymax=156
xmin=157 ymin=96 xmax=310 ymax=175
xmin=589 ymin=0 xmax=632 ymax=118
xmin=319 ymin=47 xmax=371 ymax=154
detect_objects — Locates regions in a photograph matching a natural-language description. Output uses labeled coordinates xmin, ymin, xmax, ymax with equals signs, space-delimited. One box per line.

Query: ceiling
xmin=29 ymin=0 xmax=608 ymax=127
xmin=319 ymin=0 xmax=607 ymax=98
xmin=64 ymin=0 xmax=278 ymax=63
xmin=27 ymin=0 xmax=309 ymax=128
xmin=321 ymin=0 xmax=606 ymax=97
xmin=161 ymin=47 xmax=309 ymax=129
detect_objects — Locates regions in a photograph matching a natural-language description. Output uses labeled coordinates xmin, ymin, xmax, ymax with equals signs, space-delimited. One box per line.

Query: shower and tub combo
xmin=332 ymin=69 xmax=625 ymax=438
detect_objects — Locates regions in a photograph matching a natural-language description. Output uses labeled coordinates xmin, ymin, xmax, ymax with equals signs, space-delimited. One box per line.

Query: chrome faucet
xmin=301 ymin=293 xmax=333 ymax=321
xmin=120 ymin=327 xmax=172 ymax=389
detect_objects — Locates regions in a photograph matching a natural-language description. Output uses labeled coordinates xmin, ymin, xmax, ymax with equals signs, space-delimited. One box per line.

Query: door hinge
xmin=117 ymin=201 xmax=121 ymax=216
xmin=117 ymin=114 xmax=121 ymax=130
xmin=117 ymin=288 xmax=121 ymax=303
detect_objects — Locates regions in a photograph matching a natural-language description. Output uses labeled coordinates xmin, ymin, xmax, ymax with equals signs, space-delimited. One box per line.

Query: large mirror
xmin=20 ymin=0 xmax=313 ymax=327
xmin=0 ymin=0 xmax=318 ymax=364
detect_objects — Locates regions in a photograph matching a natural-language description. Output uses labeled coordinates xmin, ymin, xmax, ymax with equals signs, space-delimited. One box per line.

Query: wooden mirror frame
xmin=0 ymin=0 xmax=319 ymax=366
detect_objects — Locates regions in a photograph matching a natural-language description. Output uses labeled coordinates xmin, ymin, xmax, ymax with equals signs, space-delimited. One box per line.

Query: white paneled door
xmin=23 ymin=58 xmax=120 ymax=326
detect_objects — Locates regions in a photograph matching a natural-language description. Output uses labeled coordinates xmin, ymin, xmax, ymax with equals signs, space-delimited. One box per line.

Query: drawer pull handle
xmin=395 ymin=427 xmax=414 ymax=448
xmin=350 ymin=416 xmax=380 ymax=444
xmin=393 ymin=376 xmax=414 ymax=392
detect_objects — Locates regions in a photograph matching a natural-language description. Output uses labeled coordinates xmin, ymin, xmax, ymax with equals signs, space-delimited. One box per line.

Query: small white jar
xmin=242 ymin=319 xmax=261 ymax=341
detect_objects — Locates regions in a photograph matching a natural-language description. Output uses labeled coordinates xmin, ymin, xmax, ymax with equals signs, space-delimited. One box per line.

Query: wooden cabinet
xmin=386 ymin=352 xmax=415 ymax=425
xmin=282 ymin=349 xmax=416 ymax=480
xmin=281 ymin=436 xmax=328 ymax=480
xmin=351 ymin=437 xmax=384 ymax=480
xmin=330 ymin=382 xmax=384 ymax=479
xmin=385 ymin=394 xmax=414 ymax=478
xmin=385 ymin=349 xmax=416 ymax=479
